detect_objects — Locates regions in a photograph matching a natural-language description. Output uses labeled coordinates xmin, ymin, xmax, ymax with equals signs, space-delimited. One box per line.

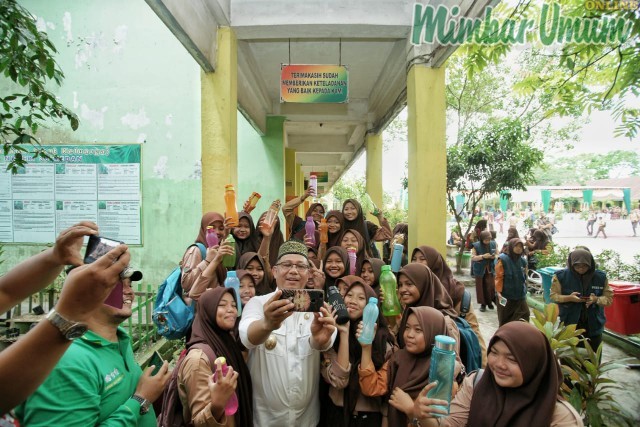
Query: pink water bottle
xmin=347 ymin=247 xmax=357 ymax=275
xmin=212 ymin=357 xmax=239 ymax=416
xmin=305 ymin=216 xmax=316 ymax=247
xmin=206 ymin=226 xmax=219 ymax=248
xmin=309 ymin=174 xmax=318 ymax=196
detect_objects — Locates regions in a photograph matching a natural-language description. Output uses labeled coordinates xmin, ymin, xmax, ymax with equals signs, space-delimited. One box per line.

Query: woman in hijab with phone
xmin=341 ymin=199 xmax=392 ymax=258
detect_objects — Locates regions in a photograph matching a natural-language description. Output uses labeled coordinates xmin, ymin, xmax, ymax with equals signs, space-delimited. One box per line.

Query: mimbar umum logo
xmin=411 ymin=2 xmax=635 ymax=46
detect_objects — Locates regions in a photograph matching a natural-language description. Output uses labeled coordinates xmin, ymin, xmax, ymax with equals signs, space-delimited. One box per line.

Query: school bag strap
xmin=459 ymin=289 xmax=471 ymax=319
xmin=473 ymin=368 xmax=485 ymax=387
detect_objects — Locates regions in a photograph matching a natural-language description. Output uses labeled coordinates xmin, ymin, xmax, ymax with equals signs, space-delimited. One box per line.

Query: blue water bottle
xmin=427 ymin=335 xmax=457 ymax=416
xmin=358 ymin=297 xmax=379 ymax=345
xmin=224 ymin=271 xmax=242 ymax=316
xmin=390 ymin=243 xmax=404 ymax=272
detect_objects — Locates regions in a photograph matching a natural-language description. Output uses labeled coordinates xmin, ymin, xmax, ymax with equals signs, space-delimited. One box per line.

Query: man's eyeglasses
xmin=275 ymin=262 xmax=310 ymax=272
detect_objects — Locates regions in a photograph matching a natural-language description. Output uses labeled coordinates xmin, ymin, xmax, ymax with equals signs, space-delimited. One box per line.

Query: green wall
xmin=237 ymin=114 xmax=286 ymax=225
xmin=1 ymin=0 xmax=203 ymax=285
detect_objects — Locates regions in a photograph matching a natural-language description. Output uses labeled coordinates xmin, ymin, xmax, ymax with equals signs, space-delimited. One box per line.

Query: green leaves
xmin=0 ymin=0 xmax=79 ymax=173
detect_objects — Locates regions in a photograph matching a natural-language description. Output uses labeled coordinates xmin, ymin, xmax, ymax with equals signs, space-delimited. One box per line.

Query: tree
xmin=535 ymin=150 xmax=640 ymax=185
xmin=0 ymin=0 xmax=78 ymax=173
xmin=448 ymin=117 xmax=543 ymax=273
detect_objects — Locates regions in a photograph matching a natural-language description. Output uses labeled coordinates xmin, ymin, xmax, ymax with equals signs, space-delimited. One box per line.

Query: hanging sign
xmin=281 ymin=64 xmax=348 ymax=103
xmin=310 ymin=172 xmax=329 ymax=183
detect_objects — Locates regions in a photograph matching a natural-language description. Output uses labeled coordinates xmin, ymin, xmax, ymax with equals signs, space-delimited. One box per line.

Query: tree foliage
xmin=460 ymin=0 xmax=640 ymax=139
xmin=447 ymin=118 xmax=543 ymax=271
xmin=0 ymin=0 xmax=78 ymax=173
xmin=535 ymin=150 xmax=640 ymax=185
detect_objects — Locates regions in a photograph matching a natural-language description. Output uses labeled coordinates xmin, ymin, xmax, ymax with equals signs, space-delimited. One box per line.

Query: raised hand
xmin=309 ymin=259 xmax=325 ymax=290
xmin=263 ymin=289 xmax=295 ymax=331
xmin=311 ymin=303 xmax=336 ymax=348
xmin=209 ymin=361 xmax=238 ymax=418
xmin=412 ymin=382 xmax=450 ymax=419
xmin=52 ymin=221 xmax=99 ymax=266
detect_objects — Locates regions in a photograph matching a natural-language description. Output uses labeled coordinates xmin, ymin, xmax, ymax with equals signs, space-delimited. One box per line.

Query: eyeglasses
xmin=276 ymin=262 xmax=310 ymax=272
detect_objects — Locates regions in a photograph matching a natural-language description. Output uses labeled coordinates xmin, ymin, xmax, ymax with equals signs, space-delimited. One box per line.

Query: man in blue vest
xmin=550 ymin=247 xmax=612 ymax=352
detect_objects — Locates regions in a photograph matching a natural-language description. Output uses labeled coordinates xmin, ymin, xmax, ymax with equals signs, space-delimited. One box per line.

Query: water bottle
xmin=305 ymin=216 xmax=316 ymax=246
xmin=222 ymin=235 xmax=236 ymax=269
xmin=327 ymin=285 xmax=349 ymax=325
xmin=390 ymin=243 xmax=404 ymax=272
xmin=212 ymin=357 xmax=239 ymax=416
xmin=224 ymin=184 xmax=239 ymax=227
xmin=379 ymin=265 xmax=402 ymax=316
xmin=223 ymin=270 xmax=242 ymax=316
xmin=263 ymin=200 xmax=281 ymax=229
xmin=309 ymin=174 xmax=318 ymax=196
xmin=347 ymin=247 xmax=357 ymax=275
xmin=206 ymin=226 xmax=219 ymax=248
xmin=358 ymin=297 xmax=379 ymax=345
xmin=427 ymin=335 xmax=457 ymax=416
xmin=247 ymin=191 xmax=261 ymax=210
xmin=319 ymin=218 xmax=328 ymax=244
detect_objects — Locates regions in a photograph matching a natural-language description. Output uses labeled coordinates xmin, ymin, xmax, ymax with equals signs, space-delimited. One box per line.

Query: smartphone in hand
xmin=279 ymin=289 xmax=324 ymax=312
xmin=84 ymin=235 xmax=126 ymax=308
xmin=149 ymin=351 xmax=164 ymax=376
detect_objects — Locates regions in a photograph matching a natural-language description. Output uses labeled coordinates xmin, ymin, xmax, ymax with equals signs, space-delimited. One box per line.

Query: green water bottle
xmin=222 ymin=235 xmax=236 ymax=268
xmin=379 ymin=265 xmax=402 ymax=316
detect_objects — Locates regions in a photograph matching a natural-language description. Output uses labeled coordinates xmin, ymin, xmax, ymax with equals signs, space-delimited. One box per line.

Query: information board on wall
xmin=0 ymin=145 xmax=142 ymax=244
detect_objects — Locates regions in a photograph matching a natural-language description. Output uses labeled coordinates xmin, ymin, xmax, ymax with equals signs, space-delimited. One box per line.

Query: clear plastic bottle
xmin=212 ymin=357 xmax=239 ymax=416
xmin=305 ymin=216 xmax=316 ymax=246
xmin=206 ymin=226 xmax=219 ymax=248
xmin=224 ymin=185 xmax=239 ymax=227
xmin=390 ymin=243 xmax=404 ymax=272
xmin=347 ymin=247 xmax=357 ymax=275
xmin=319 ymin=218 xmax=328 ymax=244
xmin=308 ymin=175 xmax=317 ymax=196
xmin=379 ymin=265 xmax=402 ymax=316
xmin=222 ymin=235 xmax=236 ymax=269
xmin=327 ymin=285 xmax=349 ymax=325
xmin=223 ymin=270 xmax=242 ymax=316
xmin=427 ymin=335 xmax=457 ymax=416
xmin=358 ymin=297 xmax=379 ymax=345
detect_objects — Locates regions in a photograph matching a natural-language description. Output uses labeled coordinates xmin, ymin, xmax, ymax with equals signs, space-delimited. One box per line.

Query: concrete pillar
xmin=407 ymin=64 xmax=447 ymax=256
xmin=201 ymin=27 xmax=237 ymax=214
xmin=285 ymin=148 xmax=296 ymax=201
xmin=365 ymin=133 xmax=383 ymax=224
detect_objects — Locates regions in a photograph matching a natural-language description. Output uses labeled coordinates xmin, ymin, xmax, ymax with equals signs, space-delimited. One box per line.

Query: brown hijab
xmin=236 ymin=252 xmax=275 ymax=296
xmin=335 ymin=280 xmax=393 ymax=426
xmin=412 ymin=245 xmax=465 ymax=307
xmin=396 ymin=263 xmax=457 ymax=347
xmin=387 ymin=306 xmax=447 ymax=427
xmin=567 ymin=248 xmax=596 ymax=295
xmin=291 ymin=203 xmax=324 ymax=243
xmin=469 ymin=321 xmax=562 ymax=427
xmin=323 ymin=246 xmax=350 ymax=290
xmin=360 ymin=258 xmax=385 ymax=295
xmin=194 ymin=212 xmax=227 ymax=286
xmin=325 ymin=210 xmax=345 ymax=248
xmin=337 ymin=228 xmax=367 ymax=276
xmin=231 ymin=212 xmax=261 ymax=260
xmin=195 ymin=212 xmax=224 ymax=245
xmin=187 ymin=287 xmax=253 ymax=427
xmin=256 ymin=211 xmax=285 ymax=268
xmin=531 ymin=229 xmax=549 ymax=250
xmin=342 ymin=199 xmax=375 ymax=257
xmin=506 ymin=238 xmax=525 ymax=263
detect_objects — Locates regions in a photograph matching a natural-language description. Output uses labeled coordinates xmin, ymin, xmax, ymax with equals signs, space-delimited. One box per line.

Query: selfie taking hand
xmin=263 ymin=289 xmax=295 ymax=331
xmin=56 ymin=244 xmax=130 ymax=322
xmin=53 ymin=221 xmax=99 ymax=266
xmin=310 ymin=303 xmax=336 ymax=347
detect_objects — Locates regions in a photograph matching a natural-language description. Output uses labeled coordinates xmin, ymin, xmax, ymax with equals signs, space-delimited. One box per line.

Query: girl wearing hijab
xmin=338 ymin=229 xmax=367 ymax=277
xmin=360 ymin=258 xmax=385 ymax=295
xmin=501 ymin=227 xmax=520 ymax=253
xmin=323 ymin=246 xmax=350 ymax=292
xmin=550 ymin=248 xmax=613 ymax=352
xmin=395 ymin=263 xmax=460 ymax=346
xmin=256 ymin=211 xmax=285 ymax=269
xmin=321 ymin=278 xmax=395 ymax=427
xmin=178 ymin=287 xmax=254 ymax=427
xmin=359 ymin=307 xmax=454 ymax=427
xmin=471 ymin=230 xmax=497 ymax=312
xmin=236 ymin=252 xmax=275 ymax=296
xmin=282 ymin=187 xmax=325 ymax=240
xmin=231 ymin=212 xmax=261 ymax=264
xmin=411 ymin=246 xmax=487 ymax=367
xmin=182 ymin=212 xmax=231 ymax=305
xmin=342 ymin=199 xmax=392 ymax=258
xmin=495 ymin=239 xmax=529 ymax=326
xmin=383 ymin=223 xmax=408 ymax=265
xmin=320 ymin=210 xmax=345 ymax=260
xmin=526 ymin=229 xmax=551 ymax=271
xmin=412 ymin=322 xmax=583 ymax=427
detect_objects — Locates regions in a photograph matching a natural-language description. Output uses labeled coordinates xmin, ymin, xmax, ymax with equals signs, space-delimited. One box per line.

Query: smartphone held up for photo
xmin=279 ymin=289 xmax=324 ymax=312
xmin=149 ymin=351 xmax=164 ymax=376
xmin=84 ymin=235 xmax=125 ymax=308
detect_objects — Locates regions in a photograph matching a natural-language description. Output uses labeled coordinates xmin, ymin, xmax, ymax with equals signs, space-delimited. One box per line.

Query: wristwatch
xmin=131 ymin=394 xmax=151 ymax=415
xmin=46 ymin=309 xmax=88 ymax=340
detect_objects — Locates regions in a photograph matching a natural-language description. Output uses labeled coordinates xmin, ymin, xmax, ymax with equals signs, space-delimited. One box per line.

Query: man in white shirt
xmin=239 ymin=241 xmax=337 ymax=427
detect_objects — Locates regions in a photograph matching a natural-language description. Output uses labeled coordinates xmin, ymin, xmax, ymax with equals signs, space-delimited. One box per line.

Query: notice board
xmin=0 ymin=145 xmax=142 ymax=244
